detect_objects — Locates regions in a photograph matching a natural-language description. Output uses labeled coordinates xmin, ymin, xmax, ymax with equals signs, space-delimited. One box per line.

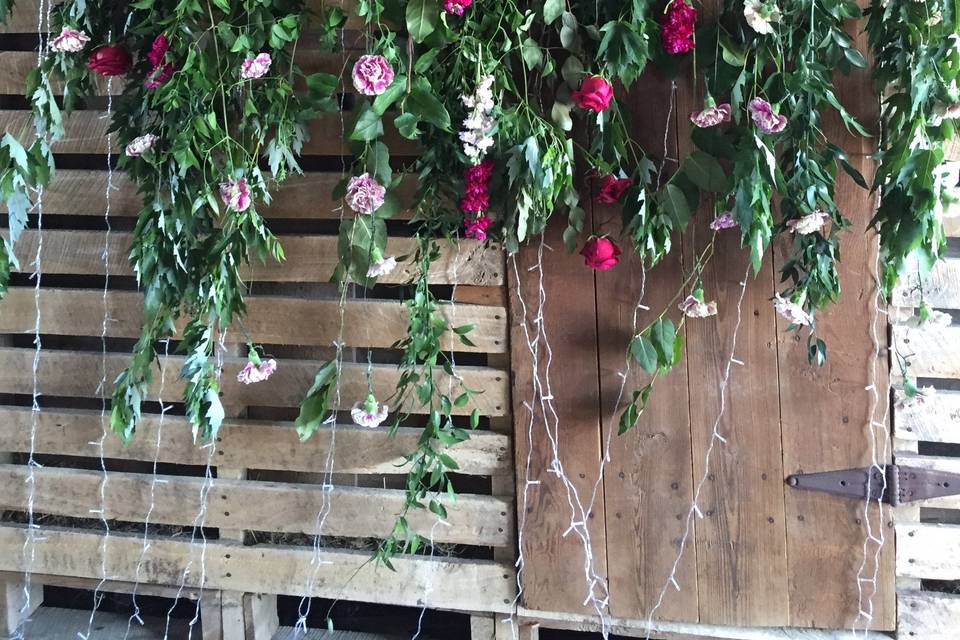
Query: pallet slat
xmin=0 ymin=526 xmax=517 ymax=613
xmin=11 ymin=230 xmax=505 ymax=286
xmin=896 ymin=522 xmax=960 ymax=580
xmin=0 ymin=347 xmax=509 ymax=416
xmin=893 ymin=453 xmax=960 ymax=509
xmin=0 ymin=288 xmax=507 ymax=353
xmin=891 ymin=323 xmax=960 ymax=379
xmin=0 ymin=465 xmax=512 ymax=546
xmin=892 ymin=258 xmax=960 ymax=310
xmin=0 ymin=407 xmax=510 ymax=476
xmin=893 ymin=388 xmax=960 ymax=444
xmin=898 ymin=589 xmax=960 ymax=640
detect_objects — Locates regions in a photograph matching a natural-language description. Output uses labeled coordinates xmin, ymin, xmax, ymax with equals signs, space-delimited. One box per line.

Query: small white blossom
xmin=351 ymin=394 xmax=390 ymax=428
xmin=787 ymin=209 xmax=830 ymax=235
xmin=895 ymin=385 xmax=936 ymax=411
xmin=744 ymin=0 xmax=782 ymax=35
xmin=774 ymin=293 xmax=811 ymax=326
xmin=679 ymin=295 xmax=718 ymax=318
xmin=125 ymin=133 xmax=158 ymax=157
xmin=460 ymin=75 xmax=497 ymax=163
xmin=367 ymin=256 xmax=397 ymax=278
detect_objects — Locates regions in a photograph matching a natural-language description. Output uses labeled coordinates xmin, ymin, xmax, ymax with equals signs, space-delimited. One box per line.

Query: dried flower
xmin=241 ymin=53 xmax=272 ymax=79
xmin=351 ymin=54 xmax=395 ymax=96
xmin=743 ymin=0 xmax=782 ymax=35
xmin=50 ymin=27 xmax=90 ymax=53
xmin=773 ymin=293 xmax=811 ymax=326
xmin=679 ymin=295 xmax=718 ymax=318
xmin=660 ymin=1 xmax=697 ymax=55
xmin=367 ymin=255 xmax=397 ymax=278
xmin=351 ymin=393 xmax=389 ymax=428
xmin=237 ymin=359 xmax=277 ymax=385
xmin=346 ymin=173 xmax=386 ymax=214
xmin=710 ymin=212 xmax=737 ymax=230
xmin=748 ymin=97 xmax=788 ymax=134
xmin=690 ymin=103 xmax=732 ymax=128
xmin=125 ymin=134 xmax=158 ymax=157
xmin=219 ymin=177 xmax=252 ymax=212
xmin=787 ymin=209 xmax=830 ymax=235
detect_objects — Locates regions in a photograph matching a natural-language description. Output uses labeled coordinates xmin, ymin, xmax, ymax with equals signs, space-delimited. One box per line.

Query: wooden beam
xmin=896 ymin=522 xmax=960 ymax=580
xmin=898 ymin=589 xmax=960 ymax=639
xmin=0 ymin=407 xmax=511 ymax=476
xmin=0 ymin=526 xmax=517 ymax=613
xmin=10 ymin=230 xmax=505 ymax=286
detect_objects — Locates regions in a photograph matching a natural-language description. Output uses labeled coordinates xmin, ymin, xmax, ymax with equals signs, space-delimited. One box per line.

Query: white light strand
xmin=642 ymin=263 xmax=752 ymax=640
xmin=14 ymin=2 xmax=53 ymax=636
xmin=124 ymin=338 xmax=172 ymax=639
xmin=852 ymin=230 xmax=891 ymax=636
xmin=81 ymin=67 xmax=116 ymax=640
xmin=410 ymin=517 xmax=445 ymax=640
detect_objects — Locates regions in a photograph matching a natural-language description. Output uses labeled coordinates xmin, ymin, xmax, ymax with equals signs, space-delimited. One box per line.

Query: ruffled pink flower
xmin=351 ymin=54 xmax=395 ymax=96
xmin=147 ymin=35 xmax=169 ymax=67
xmin=679 ymin=295 xmax=718 ymax=318
xmin=690 ymin=103 xmax=732 ymax=128
xmin=786 ymin=209 xmax=830 ymax=235
xmin=237 ymin=359 xmax=277 ymax=385
xmin=773 ymin=293 xmax=811 ymax=326
xmin=351 ymin=394 xmax=389 ymax=428
xmin=50 ymin=27 xmax=90 ymax=53
xmin=219 ymin=178 xmax=252 ymax=212
xmin=709 ymin=212 xmax=737 ymax=231
xmin=464 ymin=215 xmax=493 ymax=240
xmin=661 ymin=1 xmax=697 ymax=55
xmin=125 ymin=134 xmax=158 ymax=157
xmin=443 ymin=0 xmax=473 ymax=14
xmin=749 ymin=97 xmax=788 ymax=134
xmin=241 ymin=53 xmax=272 ymax=79
xmin=346 ymin=173 xmax=386 ymax=214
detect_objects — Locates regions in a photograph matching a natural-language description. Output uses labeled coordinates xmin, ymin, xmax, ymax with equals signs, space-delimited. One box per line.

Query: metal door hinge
xmin=785 ymin=464 xmax=960 ymax=506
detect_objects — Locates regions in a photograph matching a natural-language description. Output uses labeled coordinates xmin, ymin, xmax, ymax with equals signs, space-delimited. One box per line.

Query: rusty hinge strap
xmin=785 ymin=464 xmax=960 ymax=506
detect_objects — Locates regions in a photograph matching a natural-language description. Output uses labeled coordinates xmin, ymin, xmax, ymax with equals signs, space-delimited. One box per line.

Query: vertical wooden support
xmin=470 ymin=614 xmax=539 ymax=640
xmin=0 ymin=573 xmax=43 ymax=636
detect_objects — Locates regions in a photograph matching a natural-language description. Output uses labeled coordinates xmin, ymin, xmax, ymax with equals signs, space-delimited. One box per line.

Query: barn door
xmin=508 ymin=13 xmax=895 ymax=633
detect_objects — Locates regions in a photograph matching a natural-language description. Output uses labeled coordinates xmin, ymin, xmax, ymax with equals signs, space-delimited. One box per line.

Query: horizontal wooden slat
xmin=0 ymin=407 xmax=510 ymax=475
xmin=10 ymin=230 xmax=505 ymax=286
xmin=0 ymin=525 xmax=516 ymax=613
xmin=0 ymin=288 xmax=507 ymax=353
xmin=0 ymin=465 xmax=512 ymax=546
xmin=0 ymin=347 xmax=509 ymax=416
xmin=893 ymin=388 xmax=960 ymax=443
xmin=893 ymin=453 xmax=960 ymax=509
xmin=891 ymin=323 xmax=960 ymax=379
xmin=0 ymin=110 xmax=417 ymax=155
xmin=896 ymin=522 xmax=960 ymax=580
xmin=892 ymin=258 xmax=960 ymax=310
xmin=898 ymin=589 xmax=960 ymax=640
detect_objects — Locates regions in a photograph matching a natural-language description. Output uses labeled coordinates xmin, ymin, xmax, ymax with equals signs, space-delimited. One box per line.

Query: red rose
xmin=595 ymin=175 xmax=632 ymax=204
xmin=580 ymin=236 xmax=621 ymax=271
xmin=572 ymin=76 xmax=613 ymax=113
xmin=87 ymin=45 xmax=132 ymax=76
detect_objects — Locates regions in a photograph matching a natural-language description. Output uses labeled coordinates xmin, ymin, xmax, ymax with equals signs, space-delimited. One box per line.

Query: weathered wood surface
xmin=896 ymin=522 xmax=960 ymax=580
xmin=893 ymin=387 xmax=960 ymax=443
xmin=0 ymin=170 xmax=418 ymax=219
xmin=0 ymin=407 xmax=510 ymax=475
xmin=892 ymin=322 xmax=960 ymax=379
xmin=15 ymin=606 xmax=188 ymax=640
xmin=897 ymin=589 xmax=960 ymax=640
xmin=0 ymin=287 xmax=507 ymax=353
xmin=893 ymin=453 xmax=960 ymax=509
xmin=0 ymin=465 xmax=512 ymax=546
xmin=0 ymin=347 xmax=509 ymax=416
xmin=10 ymin=230 xmax=505 ymax=286
xmin=892 ymin=258 xmax=960 ymax=310
xmin=0 ymin=526 xmax=517 ymax=613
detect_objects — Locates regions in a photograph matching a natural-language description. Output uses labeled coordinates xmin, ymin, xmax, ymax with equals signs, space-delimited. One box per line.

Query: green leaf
xmin=407 ymin=86 xmax=451 ymax=130
xmin=659 ymin=183 xmax=692 ymax=227
xmin=543 ymin=0 xmax=563 ymax=23
xmin=350 ymin=104 xmax=383 ymax=141
xmin=373 ymin=75 xmax=407 ymax=115
xmin=521 ymin=38 xmax=544 ymax=70
xmin=406 ymin=0 xmax=439 ymax=43
xmin=650 ymin=318 xmax=676 ymax=366
xmin=682 ymin=151 xmax=728 ymax=192
xmin=629 ymin=335 xmax=658 ymax=374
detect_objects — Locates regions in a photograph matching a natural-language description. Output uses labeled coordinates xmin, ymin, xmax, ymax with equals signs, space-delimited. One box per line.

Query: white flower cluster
xmin=459 ymin=75 xmax=496 ymax=164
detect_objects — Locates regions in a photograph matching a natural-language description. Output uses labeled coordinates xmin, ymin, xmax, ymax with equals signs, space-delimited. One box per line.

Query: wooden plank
xmin=893 ymin=388 xmax=960 ymax=443
xmin=0 ymin=110 xmax=418 ymax=156
xmin=0 ymin=576 xmax=42 ymax=636
xmin=597 ymin=73 xmax=697 ymax=621
xmin=0 ymin=288 xmax=507 ymax=354
xmin=243 ymin=593 xmax=279 ymax=640
xmin=0 ymin=464 xmax=512 ymax=546
xmin=892 ymin=323 xmax=960 ymax=379
xmin=892 ymin=453 xmax=960 ymax=508
xmin=892 ymin=258 xmax=960 ymax=310
xmin=898 ymin=589 xmax=960 ymax=640
xmin=896 ymin=522 xmax=960 ymax=580
xmin=508 ymin=215 xmax=607 ymax=613
xmin=0 ymin=407 xmax=511 ymax=475
xmin=777 ymin=156 xmax=895 ymax=629
xmin=10 ymin=230 xmax=505 ymax=286
xmin=0 ymin=526 xmax=517 ymax=613
xmin=16 ymin=606 xmax=188 ymax=640
xmin=0 ymin=170 xmax=418 ymax=219
xmin=0 ymin=571 xmax=201 ymax=600
xmin=0 ymin=348 xmax=509 ymax=417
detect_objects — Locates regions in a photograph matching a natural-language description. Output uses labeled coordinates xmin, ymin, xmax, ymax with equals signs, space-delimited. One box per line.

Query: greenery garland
xmin=0 ymin=0 xmax=957 ymax=562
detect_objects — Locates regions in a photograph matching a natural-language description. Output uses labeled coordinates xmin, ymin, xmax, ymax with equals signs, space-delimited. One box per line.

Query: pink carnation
xmin=464 ymin=215 xmax=493 ymax=240
xmin=748 ymin=97 xmax=788 ymax=134
xmin=125 ymin=134 xmax=158 ymax=157
xmin=241 ymin=53 xmax=272 ymax=79
xmin=709 ymin=212 xmax=737 ymax=231
xmin=346 ymin=173 xmax=386 ymax=214
xmin=443 ymin=0 xmax=473 ymax=15
xmin=237 ymin=359 xmax=277 ymax=385
xmin=690 ymin=103 xmax=732 ymax=128
xmin=351 ymin=54 xmax=395 ymax=96
xmin=661 ymin=1 xmax=697 ymax=55
xmin=50 ymin=27 xmax=90 ymax=53
xmin=679 ymin=295 xmax=718 ymax=318
xmin=219 ymin=177 xmax=252 ymax=212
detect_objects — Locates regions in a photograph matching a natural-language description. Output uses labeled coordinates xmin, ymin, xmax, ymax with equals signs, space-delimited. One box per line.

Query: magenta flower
xmin=709 ymin=212 xmax=737 ymax=231
xmin=237 ymin=358 xmax=277 ymax=385
xmin=660 ymin=1 xmax=697 ymax=55
xmin=443 ymin=0 xmax=473 ymax=14
xmin=50 ymin=27 xmax=90 ymax=53
xmin=748 ymin=98 xmax=787 ymax=134
xmin=125 ymin=134 xmax=158 ymax=157
xmin=143 ymin=35 xmax=176 ymax=89
xmin=464 ymin=215 xmax=493 ymax=240
xmin=690 ymin=103 xmax=732 ymax=128
xmin=346 ymin=173 xmax=386 ymax=214
xmin=219 ymin=178 xmax=252 ymax=212
xmin=241 ymin=53 xmax=272 ymax=79
xmin=351 ymin=54 xmax=395 ymax=96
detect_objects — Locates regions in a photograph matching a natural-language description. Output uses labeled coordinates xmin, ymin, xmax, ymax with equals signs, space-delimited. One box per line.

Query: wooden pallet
xmin=0 ymin=3 xmax=517 ymax=638
xmin=891 ymin=226 xmax=960 ymax=639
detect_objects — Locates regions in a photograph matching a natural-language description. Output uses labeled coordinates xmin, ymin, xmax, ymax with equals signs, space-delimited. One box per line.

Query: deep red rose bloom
xmin=580 ymin=236 xmax=621 ymax=271
xmin=572 ymin=75 xmax=614 ymax=113
xmin=144 ymin=34 xmax=176 ymax=89
xmin=661 ymin=1 xmax=697 ymax=55
xmin=87 ymin=45 xmax=132 ymax=76
xmin=595 ymin=175 xmax=632 ymax=204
